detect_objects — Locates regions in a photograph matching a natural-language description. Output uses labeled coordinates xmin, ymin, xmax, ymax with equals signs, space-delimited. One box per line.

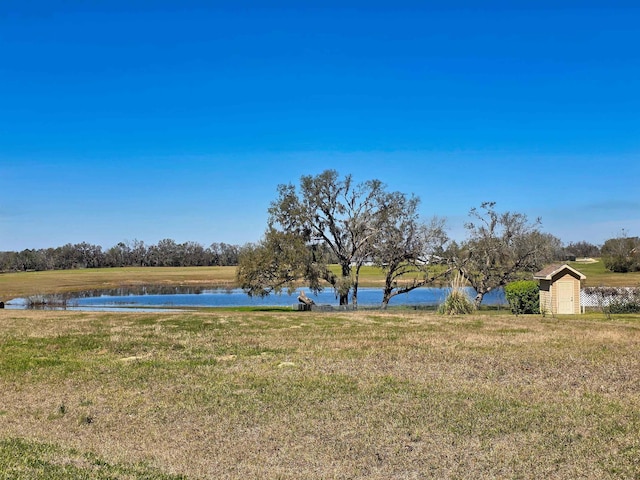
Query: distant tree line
xmin=1 ymin=235 xmax=603 ymax=277
xmin=0 ymin=239 xmax=242 ymax=272
xmin=563 ymin=240 xmax=601 ymax=259
xmin=0 ymin=232 xmax=610 ymax=280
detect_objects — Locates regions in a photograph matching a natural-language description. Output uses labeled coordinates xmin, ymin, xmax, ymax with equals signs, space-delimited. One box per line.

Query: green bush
xmin=608 ymin=300 xmax=640 ymax=314
xmin=608 ymin=287 xmax=640 ymax=314
xmin=584 ymin=286 xmax=640 ymax=316
xmin=504 ymin=280 xmax=539 ymax=315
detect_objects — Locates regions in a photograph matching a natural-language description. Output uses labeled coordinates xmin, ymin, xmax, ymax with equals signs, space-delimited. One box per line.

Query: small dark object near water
xmin=0 ymin=301 xmax=4 ymax=309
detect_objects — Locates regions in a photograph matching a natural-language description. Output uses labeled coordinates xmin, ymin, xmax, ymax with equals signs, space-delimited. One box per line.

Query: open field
xmin=1 ymin=259 xmax=639 ymax=302
xmin=567 ymin=260 xmax=640 ymax=287
xmin=0 ymin=267 xmax=238 ymax=301
xmin=1 ymin=308 xmax=639 ymax=479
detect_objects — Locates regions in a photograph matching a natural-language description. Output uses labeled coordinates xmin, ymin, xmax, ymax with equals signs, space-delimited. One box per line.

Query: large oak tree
xmin=238 ymin=170 xmax=445 ymax=307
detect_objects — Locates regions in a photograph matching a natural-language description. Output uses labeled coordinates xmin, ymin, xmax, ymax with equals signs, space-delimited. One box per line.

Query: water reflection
xmin=8 ymin=285 xmax=506 ymax=311
xmin=68 ymin=284 xmax=236 ymax=298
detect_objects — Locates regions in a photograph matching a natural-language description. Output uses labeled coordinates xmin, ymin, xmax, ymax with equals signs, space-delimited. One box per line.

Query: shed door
xmin=557 ymin=281 xmax=574 ymax=314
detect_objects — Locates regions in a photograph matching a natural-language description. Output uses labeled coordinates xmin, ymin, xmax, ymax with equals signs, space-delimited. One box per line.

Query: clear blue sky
xmin=1 ymin=1 xmax=639 ymax=251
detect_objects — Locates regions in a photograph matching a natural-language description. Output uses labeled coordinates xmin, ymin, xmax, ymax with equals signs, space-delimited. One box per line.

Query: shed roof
xmin=533 ymin=263 xmax=586 ymax=280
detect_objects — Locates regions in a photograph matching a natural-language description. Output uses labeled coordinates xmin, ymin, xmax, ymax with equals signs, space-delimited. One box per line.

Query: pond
xmin=6 ymin=286 xmax=507 ymax=311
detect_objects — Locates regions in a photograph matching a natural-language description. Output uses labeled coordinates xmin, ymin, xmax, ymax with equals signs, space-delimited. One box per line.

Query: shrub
xmin=606 ymin=287 xmax=640 ymax=314
xmin=584 ymin=286 xmax=640 ymax=317
xmin=504 ymin=280 xmax=539 ymax=315
xmin=608 ymin=299 xmax=640 ymax=314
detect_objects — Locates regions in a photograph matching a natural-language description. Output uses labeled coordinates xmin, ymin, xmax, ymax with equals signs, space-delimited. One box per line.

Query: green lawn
xmin=1 ymin=308 xmax=639 ymax=479
xmin=568 ymin=259 xmax=640 ymax=287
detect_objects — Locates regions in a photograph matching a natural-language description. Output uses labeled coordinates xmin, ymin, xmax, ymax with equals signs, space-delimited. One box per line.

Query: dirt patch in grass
xmin=1 ymin=309 xmax=639 ymax=479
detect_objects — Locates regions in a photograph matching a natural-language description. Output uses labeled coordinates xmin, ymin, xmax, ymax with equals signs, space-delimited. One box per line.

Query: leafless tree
xmin=456 ymin=202 xmax=557 ymax=307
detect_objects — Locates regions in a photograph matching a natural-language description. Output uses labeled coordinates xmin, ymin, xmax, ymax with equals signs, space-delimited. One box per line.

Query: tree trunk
xmin=339 ymin=264 xmax=351 ymax=306
xmin=381 ymin=293 xmax=390 ymax=310
xmin=339 ymin=291 xmax=349 ymax=306
xmin=381 ymin=280 xmax=393 ymax=309
xmin=351 ymin=265 xmax=362 ymax=309
xmin=474 ymin=291 xmax=484 ymax=308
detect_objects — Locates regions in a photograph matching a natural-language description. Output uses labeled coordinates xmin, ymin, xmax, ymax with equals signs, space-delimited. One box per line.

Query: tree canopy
xmin=370 ymin=195 xmax=450 ymax=308
xmin=0 ymin=239 xmax=241 ymax=272
xmin=454 ymin=202 xmax=560 ymax=306
xmin=601 ymin=235 xmax=640 ymax=272
xmin=237 ymin=170 xmax=447 ymax=307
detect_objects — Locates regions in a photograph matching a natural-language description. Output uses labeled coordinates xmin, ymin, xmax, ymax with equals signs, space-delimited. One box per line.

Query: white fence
xmin=580 ymin=287 xmax=639 ymax=310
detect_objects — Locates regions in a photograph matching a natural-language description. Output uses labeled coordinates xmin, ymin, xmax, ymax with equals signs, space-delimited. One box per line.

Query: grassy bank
xmin=1 ymin=259 xmax=639 ymax=302
xmin=0 ymin=266 xmax=238 ymax=301
xmin=1 ymin=309 xmax=639 ymax=479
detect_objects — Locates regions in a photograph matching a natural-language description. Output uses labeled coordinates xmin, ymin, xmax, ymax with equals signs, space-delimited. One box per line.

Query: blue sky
xmin=1 ymin=1 xmax=639 ymax=251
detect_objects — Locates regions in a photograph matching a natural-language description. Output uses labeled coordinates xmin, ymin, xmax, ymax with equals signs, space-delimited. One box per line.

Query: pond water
xmin=7 ymin=286 xmax=506 ymax=311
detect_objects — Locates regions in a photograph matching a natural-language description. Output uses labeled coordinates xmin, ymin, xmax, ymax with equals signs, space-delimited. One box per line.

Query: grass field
xmin=1 ymin=308 xmax=639 ymax=479
xmin=567 ymin=260 xmax=640 ymax=287
xmin=0 ymin=267 xmax=238 ymax=302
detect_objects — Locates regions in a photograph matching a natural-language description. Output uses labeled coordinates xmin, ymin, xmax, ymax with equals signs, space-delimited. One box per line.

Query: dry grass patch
xmin=0 ymin=309 xmax=639 ymax=479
